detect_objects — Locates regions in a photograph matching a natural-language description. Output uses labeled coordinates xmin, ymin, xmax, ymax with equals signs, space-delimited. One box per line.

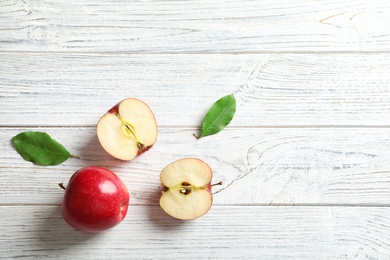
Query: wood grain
xmin=2 ymin=53 xmax=390 ymax=127
xmin=2 ymin=127 xmax=390 ymax=206
xmin=0 ymin=205 xmax=389 ymax=259
xmin=1 ymin=0 xmax=389 ymax=53
xmin=1 ymin=0 xmax=389 ymax=258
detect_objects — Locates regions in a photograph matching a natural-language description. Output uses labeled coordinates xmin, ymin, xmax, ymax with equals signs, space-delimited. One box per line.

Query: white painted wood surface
xmin=1 ymin=0 xmax=390 ymax=259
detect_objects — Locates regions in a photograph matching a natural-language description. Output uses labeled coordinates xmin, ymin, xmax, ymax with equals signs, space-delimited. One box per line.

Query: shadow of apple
xmin=78 ymin=133 xmax=126 ymax=169
xmin=146 ymin=187 xmax=188 ymax=230
xmin=34 ymin=204 xmax=102 ymax=252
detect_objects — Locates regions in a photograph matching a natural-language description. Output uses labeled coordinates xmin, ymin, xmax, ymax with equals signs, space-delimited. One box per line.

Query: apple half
xmin=97 ymin=98 xmax=158 ymax=160
xmin=159 ymin=158 xmax=221 ymax=220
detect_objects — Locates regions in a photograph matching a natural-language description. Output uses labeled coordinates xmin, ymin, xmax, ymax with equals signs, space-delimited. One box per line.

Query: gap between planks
xmin=1 ymin=203 xmax=390 ymax=208
xmin=1 ymin=51 xmax=390 ymax=55
xmin=2 ymin=125 xmax=390 ymax=129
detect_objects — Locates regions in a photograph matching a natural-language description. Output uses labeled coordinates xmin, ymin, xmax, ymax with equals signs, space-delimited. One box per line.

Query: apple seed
xmin=180 ymin=188 xmax=192 ymax=195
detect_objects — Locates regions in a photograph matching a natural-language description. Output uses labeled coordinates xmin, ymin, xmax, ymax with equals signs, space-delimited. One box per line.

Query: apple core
xmin=97 ymin=98 xmax=158 ymax=160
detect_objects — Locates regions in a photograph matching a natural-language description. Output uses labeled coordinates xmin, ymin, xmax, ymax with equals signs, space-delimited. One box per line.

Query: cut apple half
xmin=159 ymin=158 xmax=221 ymax=220
xmin=97 ymin=98 xmax=158 ymax=160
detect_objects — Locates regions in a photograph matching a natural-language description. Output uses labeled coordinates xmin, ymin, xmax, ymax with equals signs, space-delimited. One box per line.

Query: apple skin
xmin=61 ymin=166 xmax=130 ymax=233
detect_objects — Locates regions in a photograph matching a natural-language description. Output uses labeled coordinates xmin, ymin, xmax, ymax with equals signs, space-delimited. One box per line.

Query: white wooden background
xmin=1 ymin=0 xmax=390 ymax=259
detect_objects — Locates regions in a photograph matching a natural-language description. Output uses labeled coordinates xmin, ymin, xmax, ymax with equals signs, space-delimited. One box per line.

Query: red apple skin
xmin=61 ymin=166 xmax=130 ymax=233
xmin=107 ymin=103 xmax=120 ymax=115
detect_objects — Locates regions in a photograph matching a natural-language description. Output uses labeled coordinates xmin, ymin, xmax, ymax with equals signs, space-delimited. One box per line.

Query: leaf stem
xmin=193 ymin=133 xmax=201 ymax=140
xmin=70 ymin=154 xmax=80 ymax=159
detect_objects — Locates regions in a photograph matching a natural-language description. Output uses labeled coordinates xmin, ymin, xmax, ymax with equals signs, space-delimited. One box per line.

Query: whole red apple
xmin=61 ymin=166 xmax=130 ymax=233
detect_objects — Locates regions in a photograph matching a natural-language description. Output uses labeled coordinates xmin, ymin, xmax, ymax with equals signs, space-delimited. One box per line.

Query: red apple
xmin=60 ymin=166 xmax=130 ymax=233
xmin=97 ymin=98 xmax=158 ymax=160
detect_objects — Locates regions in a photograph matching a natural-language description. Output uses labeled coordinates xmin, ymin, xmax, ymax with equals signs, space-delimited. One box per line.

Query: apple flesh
xmin=159 ymin=158 xmax=221 ymax=220
xmin=61 ymin=166 xmax=130 ymax=233
xmin=97 ymin=98 xmax=158 ymax=160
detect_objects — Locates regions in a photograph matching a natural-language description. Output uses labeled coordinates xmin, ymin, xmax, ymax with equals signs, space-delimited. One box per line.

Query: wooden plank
xmin=2 ymin=127 xmax=390 ymax=206
xmin=3 ymin=0 xmax=389 ymax=258
xmin=1 ymin=0 xmax=389 ymax=53
xmin=0 ymin=205 xmax=389 ymax=259
xmin=2 ymin=53 xmax=390 ymax=127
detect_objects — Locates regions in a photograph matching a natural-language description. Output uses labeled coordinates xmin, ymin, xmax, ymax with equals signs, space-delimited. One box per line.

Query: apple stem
xmin=58 ymin=183 xmax=66 ymax=190
xmin=210 ymin=181 xmax=223 ymax=187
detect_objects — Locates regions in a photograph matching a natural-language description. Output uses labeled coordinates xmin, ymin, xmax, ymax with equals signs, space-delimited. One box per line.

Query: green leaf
xmin=196 ymin=94 xmax=236 ymax=139
xmin=12 ymin=131 xmax=72 ymax=166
